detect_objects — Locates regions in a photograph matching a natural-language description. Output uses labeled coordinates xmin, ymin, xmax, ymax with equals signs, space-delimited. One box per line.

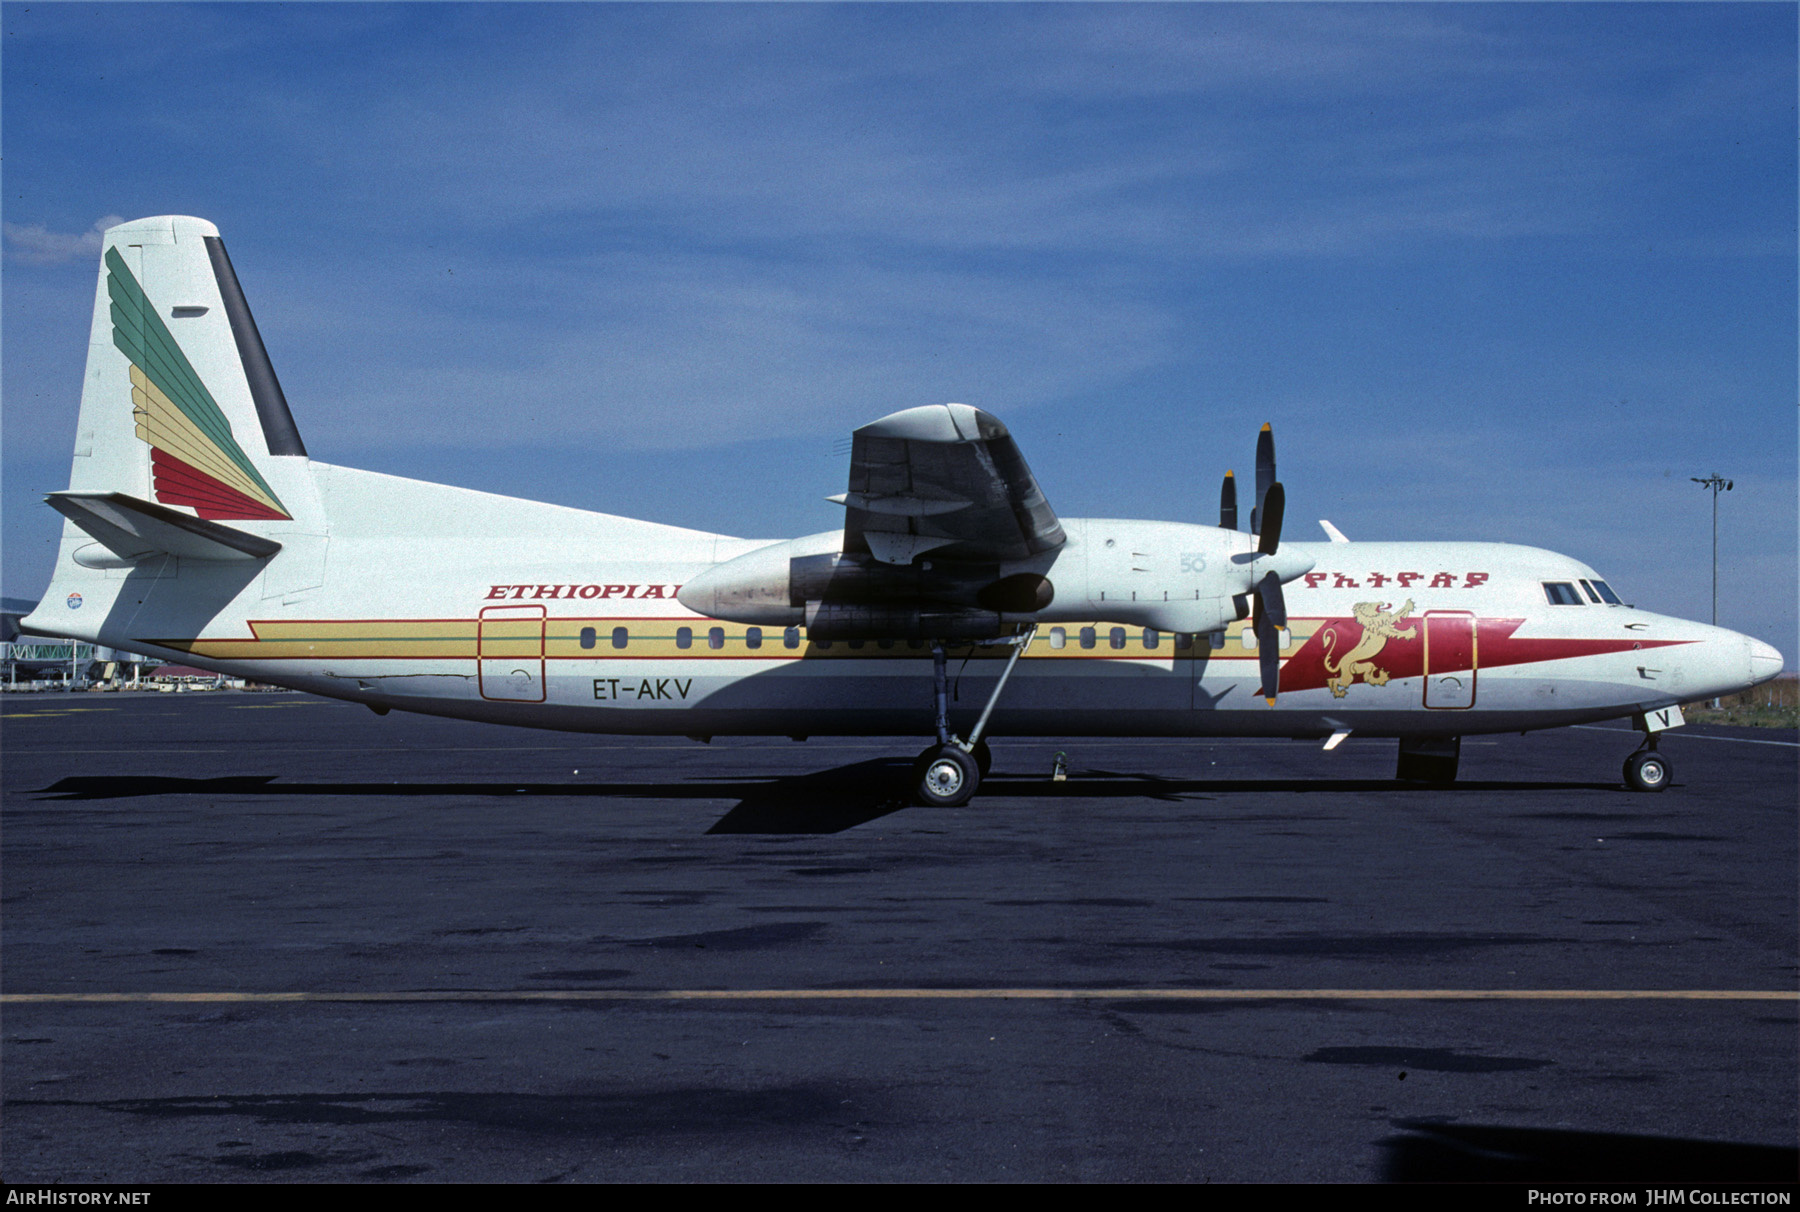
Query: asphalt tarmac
xmin=2 ymin=691 xmax=1795 ymax=1183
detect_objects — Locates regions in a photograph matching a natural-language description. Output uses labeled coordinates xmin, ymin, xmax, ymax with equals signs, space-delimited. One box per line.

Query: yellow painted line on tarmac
xmin=4 ymin=988 xmax=1794 ymax=1005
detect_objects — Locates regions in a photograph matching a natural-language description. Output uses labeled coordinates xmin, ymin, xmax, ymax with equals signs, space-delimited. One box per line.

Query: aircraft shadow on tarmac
xmin=1379 ymin=1119 xmax=1800 ymax=1183
xmin=37 ymin=761 xmax=1622 ymax=835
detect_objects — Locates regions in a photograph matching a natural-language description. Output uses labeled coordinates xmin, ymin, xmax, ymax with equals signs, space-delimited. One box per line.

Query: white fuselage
xmin=26 ymin=461 xmax=1778 ymax=742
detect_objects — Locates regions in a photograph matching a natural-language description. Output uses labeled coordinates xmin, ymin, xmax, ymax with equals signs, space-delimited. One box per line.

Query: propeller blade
xmin=1219 ymin=470 xmax=1238 ymax=531
xmin=1251 ymin=423 xmax=1275 ymax=534
xmin=1251 ymin=575 xmax=1286 ymax=703
xmin=1257 ymin=481 xmax=1285 ymax=555
xmin=1258 ymin=638 xmax=1280 ymax=703
xmin=1256 ymin=570 xmax=1287 ymax=629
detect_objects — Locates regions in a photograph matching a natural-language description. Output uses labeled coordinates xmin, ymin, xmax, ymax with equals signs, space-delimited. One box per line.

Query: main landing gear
xmin=911 ymin=630 xmax=1032 ymax=807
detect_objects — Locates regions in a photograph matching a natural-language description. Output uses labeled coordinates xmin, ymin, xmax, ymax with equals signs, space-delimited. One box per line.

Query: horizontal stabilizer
xmin=48 ymin=491 xmax=281 ymax=563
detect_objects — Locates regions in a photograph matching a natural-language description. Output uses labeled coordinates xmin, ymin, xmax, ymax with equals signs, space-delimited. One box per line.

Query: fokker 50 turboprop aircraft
xmin=24 ymin=217 xmax=1784 ymax=806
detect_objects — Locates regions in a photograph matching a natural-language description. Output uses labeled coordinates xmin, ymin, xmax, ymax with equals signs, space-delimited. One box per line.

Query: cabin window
xmin=1109 ymin=627 xmax=1126 ymax=650
xmin=676 ymin=627 xmax=692 ymax=650
xmin=784 ymin=627 xmax=800 ymax=648
xmin=1578 ymin=580 xmax=1602 ymax=604
xmin=1142 ymin=629 xmax=1159 ymax=650
xmin=708 ymin=627 xmax=725 ymax=649
xmin=1542 ymin=582 xmax=1583 ymax=606
xmin=1591 ymin=580 xmax=1623 ymax=605
xmin=579 ymin=627 xmax=597 ymax=650
xmin=746 ymin=627 xmax=762 ymax=649
xmin=1048 ymin=627 xmax=1066 ymax=649
xmin=906 ymin=638 xmax=926 ymax=650
xmin=877 ymin=639 xmax=894 ymax=650
xmin=1079 ymin=627 xmax=1096 ymax=650
xmin=611 ymin=626 xmax=629 ymax=649
xmin=1175 ymin=633 xmax=1193 ymax=651
xmin=848 ymin=639 xmax=865 ymax=650
xmin=815 ymin=639 xmax=832 ymax=649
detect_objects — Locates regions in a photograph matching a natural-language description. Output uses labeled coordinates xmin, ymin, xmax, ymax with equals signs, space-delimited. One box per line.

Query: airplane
xmin=21 ymin=216 xmax=1785 ymax=807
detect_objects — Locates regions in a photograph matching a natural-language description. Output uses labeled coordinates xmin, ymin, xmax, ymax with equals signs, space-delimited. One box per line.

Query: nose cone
xmin=1748 ymin=637 xmax=1784 ymax=685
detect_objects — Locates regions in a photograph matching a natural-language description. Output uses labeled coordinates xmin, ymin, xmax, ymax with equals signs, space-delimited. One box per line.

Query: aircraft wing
xmin=832 ymin=404 xmax=1064 ymax=566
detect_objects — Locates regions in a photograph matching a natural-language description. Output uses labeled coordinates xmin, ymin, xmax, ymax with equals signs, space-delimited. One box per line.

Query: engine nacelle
xmin=678 ymin=532 xmax=1054 ymax=632
xmin=675 ymin=532 xmax=836 ymax=626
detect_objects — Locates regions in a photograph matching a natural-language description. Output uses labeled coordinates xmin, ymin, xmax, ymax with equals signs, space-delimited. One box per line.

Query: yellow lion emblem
xmin=1321 ymin=599 xmax=1417 ymax=698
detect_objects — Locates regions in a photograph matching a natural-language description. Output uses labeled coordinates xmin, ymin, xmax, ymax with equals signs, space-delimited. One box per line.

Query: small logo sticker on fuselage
xmin=66 ymin=592 xmax=82 ymax=610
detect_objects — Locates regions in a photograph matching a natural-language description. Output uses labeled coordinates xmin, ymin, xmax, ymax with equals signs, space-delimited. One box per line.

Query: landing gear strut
xmin=911 ymin=629 xmax=1033 ymax=806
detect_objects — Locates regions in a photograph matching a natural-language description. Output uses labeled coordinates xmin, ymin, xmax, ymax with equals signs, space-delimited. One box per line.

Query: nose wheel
xmin=1623 ymin=746 xmax=1672 ymax=792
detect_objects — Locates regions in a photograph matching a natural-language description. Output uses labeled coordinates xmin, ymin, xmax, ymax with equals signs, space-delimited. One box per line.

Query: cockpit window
xmin=1590 ymin=580 xmax=1623 ymax=605
xmin=1542 ymin=582 xmax=1583 ymax=606
xmin=1578 ymin=579 xmax=1602 ymax=604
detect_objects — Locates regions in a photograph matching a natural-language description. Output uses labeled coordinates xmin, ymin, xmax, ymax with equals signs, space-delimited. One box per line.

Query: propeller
xmin=1213 ymin=423 xmax=1309 ymax=704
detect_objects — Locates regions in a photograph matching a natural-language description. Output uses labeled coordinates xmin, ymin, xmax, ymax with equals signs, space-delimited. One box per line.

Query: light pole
xmin=1690 ymin=473 xmax=1732 ymax=627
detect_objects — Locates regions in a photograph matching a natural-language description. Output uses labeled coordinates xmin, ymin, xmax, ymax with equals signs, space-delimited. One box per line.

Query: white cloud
xmin=2 ymin=216 xmax=125 ymax=265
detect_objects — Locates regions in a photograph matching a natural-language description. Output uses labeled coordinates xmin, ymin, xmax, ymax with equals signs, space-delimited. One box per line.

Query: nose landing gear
xmin=1623 ymin=708 xmax=1681 ymax=792
xmin=1623 ymin=744 xmax=1672 ymax=792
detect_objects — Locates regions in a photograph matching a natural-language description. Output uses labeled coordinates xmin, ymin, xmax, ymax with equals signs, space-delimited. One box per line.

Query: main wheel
xmin=1623 ymin=749 xmax=1672 ymax=792
xmin=914 ymin=745 xmax=980 ymax=807
xmin=970 ymin=738 xmax=993 ymax=778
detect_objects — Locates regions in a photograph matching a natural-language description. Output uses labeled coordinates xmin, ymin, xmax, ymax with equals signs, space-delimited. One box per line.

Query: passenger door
xmin=478 ymin=604 xmax=546 ymax=702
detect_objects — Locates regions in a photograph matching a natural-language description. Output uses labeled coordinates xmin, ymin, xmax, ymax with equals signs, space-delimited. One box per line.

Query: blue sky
xmin=5 ymin=3 xmax=1795 ymax=658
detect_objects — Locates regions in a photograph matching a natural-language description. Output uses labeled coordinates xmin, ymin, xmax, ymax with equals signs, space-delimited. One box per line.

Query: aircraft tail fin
xmin=66 ymin=216 xmax=312 ymax=523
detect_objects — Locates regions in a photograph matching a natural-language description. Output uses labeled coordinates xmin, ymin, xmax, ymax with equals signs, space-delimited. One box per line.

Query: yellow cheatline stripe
xmin=162 ymin=617 xmax=1322 ymax=663
xmin=4 ymin=988 xmax=1793 ymax=1005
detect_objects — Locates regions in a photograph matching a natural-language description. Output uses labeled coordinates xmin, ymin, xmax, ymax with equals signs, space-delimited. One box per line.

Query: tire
xmin=1623 ymin=749 xmax=1672 ymax=792
xmin=914 ymin=745 xmax=980 ymax=807
xmin=970 ymin=738 xmax=993 ymax=779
